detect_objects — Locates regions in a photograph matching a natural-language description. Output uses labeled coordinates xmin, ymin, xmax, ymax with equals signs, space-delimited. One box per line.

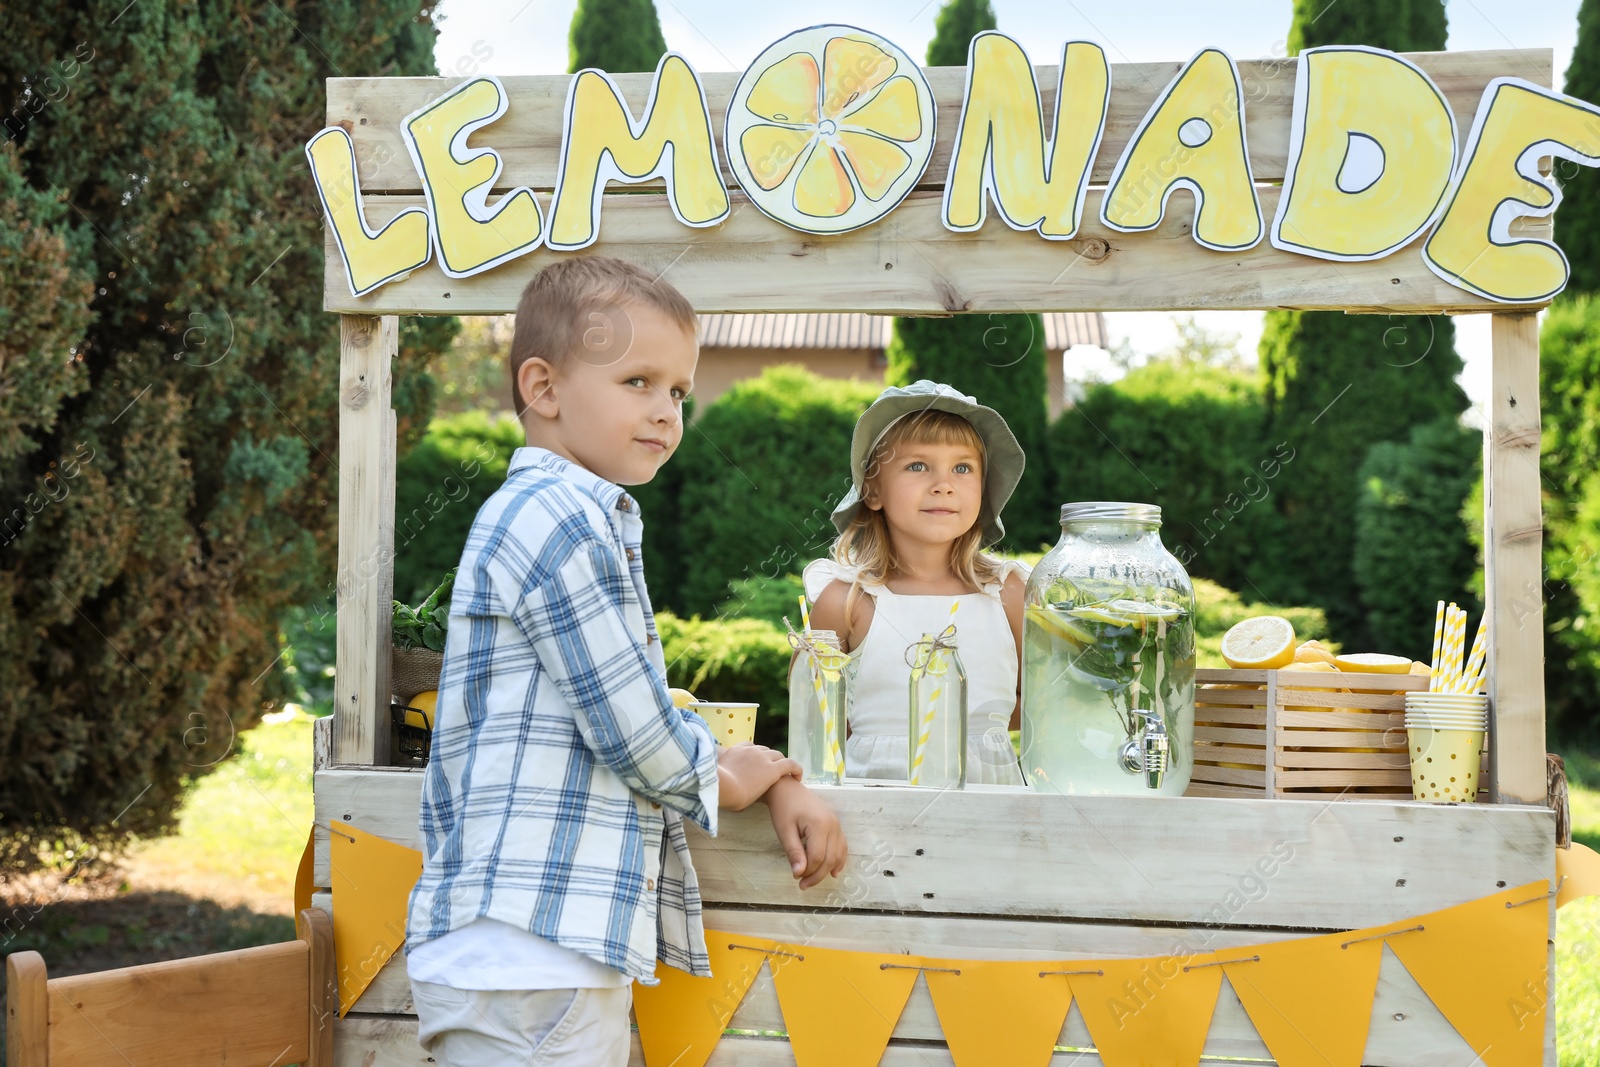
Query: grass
xmin=2 ymin=712 xmax=1598 ymax=1064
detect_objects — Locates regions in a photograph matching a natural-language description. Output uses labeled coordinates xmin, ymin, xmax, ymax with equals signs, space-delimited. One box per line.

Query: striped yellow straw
xmin=1440 ymin=601 xmax=1452 ymax=694
xmin=1444 ymin=603 xmax=1468 ymax=692
xmin=1462 ymin=614 xmax=1488 ymax=694
xmin=909 ymin=599 xmax=960 ymax=784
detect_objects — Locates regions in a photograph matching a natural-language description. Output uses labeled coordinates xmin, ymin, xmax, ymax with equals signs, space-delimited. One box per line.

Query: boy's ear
xmin=517 ymin=357 xmax=561 ymax=418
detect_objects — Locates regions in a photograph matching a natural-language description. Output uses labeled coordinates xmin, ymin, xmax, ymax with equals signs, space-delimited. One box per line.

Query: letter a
xmin=1101 ymin=48 xmax=1262 ymax=251
xmin=549 ymin=53 xmax=730 ymax=250
xmin=943 ymin=34 xmax=1109 ymax=238
xmin=401 ymin=76 xmax=543 ymax=277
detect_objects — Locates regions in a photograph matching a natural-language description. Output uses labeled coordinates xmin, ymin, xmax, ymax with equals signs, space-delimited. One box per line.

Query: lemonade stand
xmin=306 ymin=29 xmax=1594 ymax=1066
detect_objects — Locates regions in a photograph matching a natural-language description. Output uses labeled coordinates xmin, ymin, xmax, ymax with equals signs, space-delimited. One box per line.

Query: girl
xmin=804 ymin=380 xmax=1030 ymax=785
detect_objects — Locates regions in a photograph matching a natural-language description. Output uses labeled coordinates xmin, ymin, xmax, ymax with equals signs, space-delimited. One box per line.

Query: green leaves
xmin=393 ymin=568 xmax=455 ymax=652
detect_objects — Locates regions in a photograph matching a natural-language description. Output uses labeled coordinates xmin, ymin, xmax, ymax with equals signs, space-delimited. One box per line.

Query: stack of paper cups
xmin=1403 ymin=692 xmax=1488 ymax=803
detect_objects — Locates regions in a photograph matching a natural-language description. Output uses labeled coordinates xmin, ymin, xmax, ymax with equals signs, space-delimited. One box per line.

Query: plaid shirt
xmin=405 ymin=446 xmax=720 ymax=984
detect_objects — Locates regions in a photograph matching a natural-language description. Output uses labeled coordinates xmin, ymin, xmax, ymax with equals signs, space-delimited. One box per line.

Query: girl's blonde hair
xmin=834 ymin=409 xmax=1004 ymax=621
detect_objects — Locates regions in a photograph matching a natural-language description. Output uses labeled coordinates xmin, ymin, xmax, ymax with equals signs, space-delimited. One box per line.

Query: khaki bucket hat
xmin=831 ymin=380 xmax=1025 ymax=548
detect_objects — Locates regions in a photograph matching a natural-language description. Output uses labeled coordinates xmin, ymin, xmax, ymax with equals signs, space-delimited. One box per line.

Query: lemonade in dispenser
xmin=1021 ymin=502 xmax=1196 ymax=795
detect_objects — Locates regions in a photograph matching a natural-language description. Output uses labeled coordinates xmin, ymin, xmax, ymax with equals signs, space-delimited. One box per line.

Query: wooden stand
xmin=317 ymin=46 xmax=1562 ymax=1066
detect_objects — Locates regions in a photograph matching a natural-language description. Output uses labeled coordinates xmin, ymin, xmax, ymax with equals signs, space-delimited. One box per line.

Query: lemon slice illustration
xmin=726 ymin=25 xmax=937 ymax=234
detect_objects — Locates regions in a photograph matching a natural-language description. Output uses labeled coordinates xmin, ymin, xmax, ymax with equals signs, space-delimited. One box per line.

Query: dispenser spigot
xmin=1117 ymin=708 xmax=1170 ymax=789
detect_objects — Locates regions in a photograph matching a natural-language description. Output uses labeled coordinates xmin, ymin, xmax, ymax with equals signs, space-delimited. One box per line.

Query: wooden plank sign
xmin=309 ymin=31 xmax=1597 ymax=315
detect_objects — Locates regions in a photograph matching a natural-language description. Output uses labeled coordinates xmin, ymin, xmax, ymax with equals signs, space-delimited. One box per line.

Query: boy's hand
xmin=716 ymin=743 xmax=801 ymax=812
xmin=760 ymin=777 xmax=848 ymax=889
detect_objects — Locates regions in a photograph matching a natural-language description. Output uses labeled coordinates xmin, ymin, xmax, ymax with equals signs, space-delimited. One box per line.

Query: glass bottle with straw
xmin=785 ymin=596 xmax=849 ymax=785
xmin=907 ymin=601 xmax=967 ymax=789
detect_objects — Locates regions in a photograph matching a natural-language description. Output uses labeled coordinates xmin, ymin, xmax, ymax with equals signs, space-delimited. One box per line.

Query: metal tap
xmin=1117 ymin=708 xmax=1170 ymax=789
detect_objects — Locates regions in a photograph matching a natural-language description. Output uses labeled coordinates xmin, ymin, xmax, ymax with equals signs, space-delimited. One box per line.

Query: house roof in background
xmin=697 ymin=312 xmax=1106 ymax=352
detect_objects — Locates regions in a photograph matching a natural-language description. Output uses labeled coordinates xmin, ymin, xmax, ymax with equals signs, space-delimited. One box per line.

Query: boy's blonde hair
xmin=508 ymin=256 xmax=699 ymax=415
xmin=833 ymin=409 xmax=1004 ymax=620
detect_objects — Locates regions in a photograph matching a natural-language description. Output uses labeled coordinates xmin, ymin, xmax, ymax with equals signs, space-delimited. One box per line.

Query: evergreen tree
xmin=1557 ymin=0 xmax=1600 ymax=293
xmin=0 ymin=1 xmax=454 ymax=869
xmin=884 ymin=0 xmax=1054 ymax=552
xmin=569 ymin=0 xmax=669 ymax=73
xmin=926 ymin=0 xmax=997 ymax=66
xmin=1259 ymin=0 xmax=1465 ymax=643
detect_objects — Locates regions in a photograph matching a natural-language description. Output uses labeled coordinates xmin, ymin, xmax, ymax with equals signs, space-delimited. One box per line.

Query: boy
xmin=405 ymin=257 xmax=848 ymax=1066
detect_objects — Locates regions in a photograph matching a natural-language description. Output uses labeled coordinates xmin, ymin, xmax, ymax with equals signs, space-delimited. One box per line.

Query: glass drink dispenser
xmin=1021 ymin=502 xmax=1196 ymax=796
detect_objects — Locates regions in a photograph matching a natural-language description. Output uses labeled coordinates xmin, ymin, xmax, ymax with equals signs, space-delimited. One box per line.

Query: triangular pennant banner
xmin=632 ymin=934 xmax=769 ymax=1067
xmin=1069 ymin=952 xmax=1223 ymax=1067
xmin=1385 ymin=880 xmax=1550 ymax=1067
xmin=294 ymin=825 xmax=316 ymax=918
xmin=328 ymin=820 xmax=423 ymax=1016
xmin=1557 ymin=843 xmax=1600 ymax=908
xmin=1224 ymin=930 xmax=1383 ymax=1067
xmin=770 ymin=942 xmax=921 ymax=1067
xmin=925 ymin=959 xmax=1072 ymax=1067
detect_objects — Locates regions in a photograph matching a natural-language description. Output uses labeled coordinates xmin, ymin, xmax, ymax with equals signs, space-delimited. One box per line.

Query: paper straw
xmin=1446 ymin=604 xmax=1468 ymax=692
xmin=1440 ymin=601 xmax=1452 ymax=694
xmin=799 ymin=595 xmax=812 ymax=633
xmin=909 ymin=600 xmax=961 ymax=784
xmin=1462 ymin=615 xmax=1488 ymax=693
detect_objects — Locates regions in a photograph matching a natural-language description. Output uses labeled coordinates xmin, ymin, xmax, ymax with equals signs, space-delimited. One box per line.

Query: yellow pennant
xmin=328 ymin=820 xmax=423 ymax=1016
xmin=294 ymin=825 xmax=316 ymax=918
xmin=769 ymin=942 xmax=921 ymax=1067
xmin=1068 ymin=952 xmax=1223 ymax=1067
xmin=632 ymin=935 xmax=769 ymax=1067
xmin=1557 ymin=843 xmax=1600 ymax=908
xmin=925 ymin=959 xmax=1072 ymax=1067
xmin=1224 ymin=930 xmax=1384 ymax=1067
xmin=1385 ymin=880 xmax=1551 ymax=1067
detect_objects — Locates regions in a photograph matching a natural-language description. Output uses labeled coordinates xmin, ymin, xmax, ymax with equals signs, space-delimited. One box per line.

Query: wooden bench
xmin=5 ymin=907 xmax=335 ymax=1067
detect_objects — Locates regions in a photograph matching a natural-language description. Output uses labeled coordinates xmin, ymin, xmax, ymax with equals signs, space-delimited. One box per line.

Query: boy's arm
xmin=761 ymin=777 xmax=848 ymax=889
xmin=498 ymin=537 xmax=718 ymax=830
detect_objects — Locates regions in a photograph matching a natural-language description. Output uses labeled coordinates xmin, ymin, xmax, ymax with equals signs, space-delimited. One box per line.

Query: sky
xmin=431 ymin=0 xmax=1587 ymax=425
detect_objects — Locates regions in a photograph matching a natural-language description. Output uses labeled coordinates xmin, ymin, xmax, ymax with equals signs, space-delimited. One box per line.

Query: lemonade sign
xmin=306 ymin=24 xmax=1600 ymax=304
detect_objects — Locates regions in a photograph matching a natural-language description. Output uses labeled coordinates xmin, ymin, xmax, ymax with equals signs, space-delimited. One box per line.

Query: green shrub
xmin=393 ymin=411 xmax=524 ymax=603
xmin=1353 ymin=418 xmax=1482 ymax=659
xmin=1050 ymin=361 xmax=1292 ymax=599
xmin=716 ymin=574 xmax=808 ymax=628
xmin=657 ymin=612 xmax=792 ymax=749
xmin=673 ymin=366 xmax=880 ymax=614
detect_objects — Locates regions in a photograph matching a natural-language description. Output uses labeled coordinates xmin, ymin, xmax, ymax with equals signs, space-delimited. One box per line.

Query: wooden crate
xmin=1185 ymin=667 xmax=1489 ymax=801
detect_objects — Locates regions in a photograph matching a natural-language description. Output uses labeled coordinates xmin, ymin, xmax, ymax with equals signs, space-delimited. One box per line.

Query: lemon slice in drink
xmin=1026 ymin=605 xmax=1095 ymax=645
xmin=1220 ymin=615 xmax=1296 ymax=669
xmin=814 ymin=648 xmax=850 ymax=673
xmin=1071 ymin=605 xmax=1138 ymax=629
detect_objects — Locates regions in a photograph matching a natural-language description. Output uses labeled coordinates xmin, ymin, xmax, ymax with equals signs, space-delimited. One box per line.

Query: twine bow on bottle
xmin=905 ymin=622 xmax=959 ymax=675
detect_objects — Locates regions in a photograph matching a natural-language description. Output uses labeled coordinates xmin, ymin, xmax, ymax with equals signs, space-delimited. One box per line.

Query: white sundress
xmin=800 ymin=557 xmax=1030 ymax=786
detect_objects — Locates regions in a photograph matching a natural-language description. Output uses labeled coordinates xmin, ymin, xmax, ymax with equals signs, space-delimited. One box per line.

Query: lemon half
xmin=1220 ymin=616 xmax=1296 ymax=670
xmin=1333 ymin=653 xmax=1412 ymax=674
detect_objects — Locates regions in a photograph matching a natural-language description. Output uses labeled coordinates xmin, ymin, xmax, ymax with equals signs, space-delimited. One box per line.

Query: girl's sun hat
xmin=830 ymin=380 xmax=1025 ymax=548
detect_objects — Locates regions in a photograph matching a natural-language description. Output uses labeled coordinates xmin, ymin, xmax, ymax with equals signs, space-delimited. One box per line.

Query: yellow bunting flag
xmin=1385 ymin=880 xmax=1551 ymax=1067
xmin=1223 ymin=930 xmax=1383 ymax=1067
xmin=925 ymin=959 xmax=1072 ymax=1067
xmin=1557 ymin=843 xmax=1600 ymax=908
xmin=294 ymin=825 xmax=316 ymax=918
xmin=632 ymin=935 xmax=770 ymax=1067
xmin=769 ymin=942 xmax=921 ymax=1067
xmin=328 ymin=820 xmax=423 ymax=1016
xmin=1068 ymin=952 xmax=1223 ymax=1067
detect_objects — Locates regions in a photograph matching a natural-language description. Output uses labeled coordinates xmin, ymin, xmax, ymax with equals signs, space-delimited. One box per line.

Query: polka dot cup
xmin=1407 ymin=724 xmax=1485 ymax=803
xmin=689 ymin=702 xmax=759 ymax=747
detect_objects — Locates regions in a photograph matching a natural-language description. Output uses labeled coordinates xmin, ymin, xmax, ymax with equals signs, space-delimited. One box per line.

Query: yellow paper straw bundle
xmin=1428 ymin=600 xmax=1487 ymax=694
xmin=799 ymin=595 xmax=844 ymax=776
xmin=909 ymin=599 xmax=960 ymax=784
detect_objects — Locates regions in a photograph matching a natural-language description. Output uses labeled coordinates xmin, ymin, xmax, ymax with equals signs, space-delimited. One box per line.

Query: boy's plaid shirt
xmin=405 ymin=446 xmax=720 ymax=984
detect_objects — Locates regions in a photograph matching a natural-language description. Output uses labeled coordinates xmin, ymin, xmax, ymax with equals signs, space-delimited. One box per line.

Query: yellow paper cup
xmin=1407 ymin=725 xmax=1484 ymax=803
xmin=689 ymin=702 xmax=758 ymax=747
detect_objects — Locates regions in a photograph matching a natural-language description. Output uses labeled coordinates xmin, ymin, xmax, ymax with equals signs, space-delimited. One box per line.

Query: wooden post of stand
xmin=1485 ymin=311 xmax=1545 ymax=805
xmin=335 ymin=314 xmax=398 ymax=767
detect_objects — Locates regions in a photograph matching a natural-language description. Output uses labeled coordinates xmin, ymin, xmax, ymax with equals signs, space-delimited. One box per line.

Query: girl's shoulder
xmin=980 ymin=556 xmax=1032 ymax=596
xmin=802 ymin=557 xmax=884 ymax=602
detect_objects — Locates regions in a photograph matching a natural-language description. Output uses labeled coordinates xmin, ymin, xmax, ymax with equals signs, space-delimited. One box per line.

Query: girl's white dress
xmin=801 ymin=557 xmax=1030 ymax=786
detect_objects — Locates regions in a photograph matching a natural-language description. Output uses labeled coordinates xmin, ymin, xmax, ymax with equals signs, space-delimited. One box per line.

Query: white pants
xmin=410 ymin=978 xmax=632 ymax=1067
